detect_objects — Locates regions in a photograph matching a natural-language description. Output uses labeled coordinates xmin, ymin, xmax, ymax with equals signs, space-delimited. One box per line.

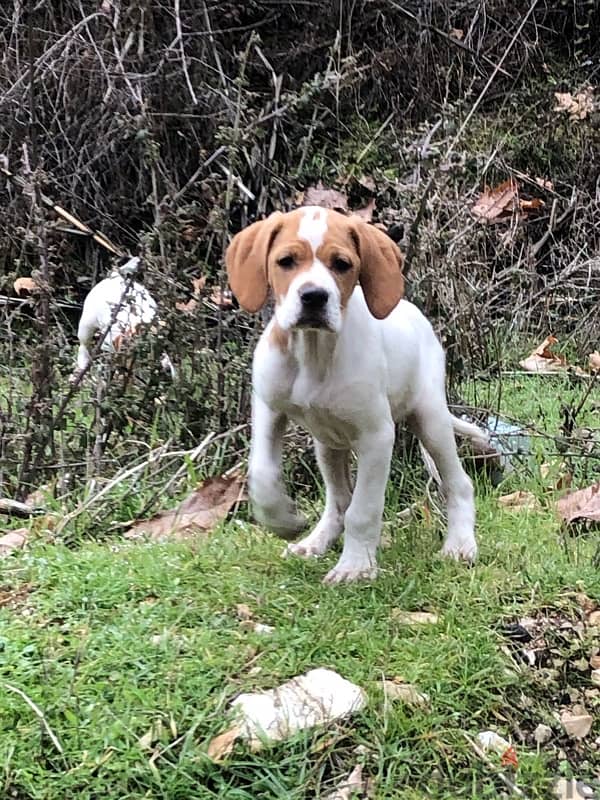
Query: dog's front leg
xmin=249 ymin=395 xmax=307 ymax=539
xmin=323 ymin=422 xmax=394 ymax=584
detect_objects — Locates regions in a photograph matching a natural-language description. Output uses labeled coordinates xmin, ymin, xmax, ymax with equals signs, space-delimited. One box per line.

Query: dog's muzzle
xmin=296 ymin=285 xmax=330 ymax=329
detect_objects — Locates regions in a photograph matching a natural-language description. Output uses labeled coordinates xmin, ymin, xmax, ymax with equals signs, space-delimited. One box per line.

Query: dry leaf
xmin=540 ymin=462 xmax=572 ymax=491
xmin=13 ymin=277 xmax=39 ymax=295
xmin=351 ymin=197 xmax=376 ymax=223
xmin=560 ymin=707 xmax=593 ymax=739
xmin=209 ymin=287 xmax=233 ymax=309
xmin=471 ymin=179 xmax=518 ymax=222
xmin=519 ymin=335 xmax=567 ymax=373
xmin=383 ymin=679 xmax=429 ymax=707
xmin=236 ymin=603 xmax=253 ymax=621
xmin=176 ymin=275 xmax=206 ymax=313
xmin=535 ymin=177 xmax=554 ymax=190
xmin=449 ymin=28 xmax=464 ymax=40
xmin=124 ymin=473 xmax=246 ymax=540
xmin=138 ymin=719 xmax=163 ymax=750
xmin=206 ymin=725 xmax=242 ymax=762
xmin=392 ymin=610 xmax=438 ymax=625
xmin=301 ymin=182 xmax=348 ymax=212
xmin=554 ymin=88 xmax=595 ymax=120
xmin=589 ymin=351 xmax=600 ymax=372
xmin=590 ymin=655 xmax=600 ymax=670
xmin=519 ymin=197 xmax=545 ymax=212
xmin=556 ymin=482 xmax=600 ymax=525
xmin=498 ymin=490 xmax=541 ymax=511
xmin=588 ymin=610 xmax=600 ymax=627
xmin=323 ymin=764 xmax=367 ymax=800
xmin=0 ymin=528 xmax=29 ymax=556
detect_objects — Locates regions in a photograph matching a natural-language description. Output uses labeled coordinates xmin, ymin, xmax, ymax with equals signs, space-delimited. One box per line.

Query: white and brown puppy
xmin=73 ymin=257 xmax=175 ymax=380
xmin=226 ymin=207 xmax=485 ymax=584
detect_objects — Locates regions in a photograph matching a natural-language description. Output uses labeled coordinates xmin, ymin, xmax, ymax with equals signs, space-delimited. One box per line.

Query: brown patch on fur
xmin=269 ymin=322 xmax=290 ymax=353
xmin=314 ymin=212 xmax=361 ymax=308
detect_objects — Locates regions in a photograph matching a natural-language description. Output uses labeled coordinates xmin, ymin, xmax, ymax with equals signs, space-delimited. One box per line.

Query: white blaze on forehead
xmin=298 ymin=206 xmax=328 ymax=255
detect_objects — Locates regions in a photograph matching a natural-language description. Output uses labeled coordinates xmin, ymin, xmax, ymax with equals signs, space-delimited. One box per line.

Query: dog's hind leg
xmin=287 ymin=443 xmax=352 ymax=558
xmin=409 ymin=403 xmax=477 ymax=562
xmin=249 ymin=395 xmax=307 ymax=539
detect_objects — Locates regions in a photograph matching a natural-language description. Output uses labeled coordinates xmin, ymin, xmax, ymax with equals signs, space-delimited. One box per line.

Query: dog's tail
xmin=451 ymin=415 xmax=489 ymax=446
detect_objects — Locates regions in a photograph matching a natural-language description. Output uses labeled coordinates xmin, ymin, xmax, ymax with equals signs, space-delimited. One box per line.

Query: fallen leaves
xmin=206 ymin=724 xmax=242 ymax=762
xmin=382 ymin=679 xmax=429 ymax=707
xmin=391 ymin=609 xmax=438 ymax=625
xmin=554 ymin=87 xmax=595 ymax=121
xmin=555 ymin=482 xmax=600 ymax=526
xmin=589 ymin=351 xmax=600 ymax=372
xmin=560 ymin=706 xmax=593 ymax=739
xmin=124 ymin=472 xmax=245 ymax=541
xmin=301 ymin=183 xmax=348 ymax=213
xmin=13 ymin=276 xmax=39 ymax=295
xmin=471 ymin=178 xmax=544 ymax=224
xmin=175 ymin=275 xmax=206 ymax=313
xmin=498 ymin=490 xmax=541 ymax=512
xmin=519 ymin=335 xmax=566 ymax=373
xmin=0 ymin=528 xmax=29 ymax=556
xmin=323 ymin=765 xmax=369 ymax=800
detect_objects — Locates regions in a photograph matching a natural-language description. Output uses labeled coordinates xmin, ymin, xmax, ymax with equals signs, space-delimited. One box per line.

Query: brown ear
xmin=353 ymin=222 xmax=404 ymax=319
xmin=225 ymin=213 xmax=283 ymax=312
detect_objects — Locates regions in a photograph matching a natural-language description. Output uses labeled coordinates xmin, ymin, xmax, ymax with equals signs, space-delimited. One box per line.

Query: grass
xmin=0 ymin=373 xmax=599 ymax=799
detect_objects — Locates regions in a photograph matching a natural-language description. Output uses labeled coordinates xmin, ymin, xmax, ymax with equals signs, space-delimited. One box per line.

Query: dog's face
xmin=226 ymin=207 xmax=404 ymax=332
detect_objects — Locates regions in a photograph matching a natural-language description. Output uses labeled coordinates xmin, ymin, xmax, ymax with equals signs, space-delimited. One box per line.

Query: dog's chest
xmin=283 ymin=371 xmax=359 ymax=448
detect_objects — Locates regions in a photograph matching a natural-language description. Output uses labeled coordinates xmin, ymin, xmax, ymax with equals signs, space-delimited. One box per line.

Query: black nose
xmin=300 ymin=286 xmax=328 ymax=309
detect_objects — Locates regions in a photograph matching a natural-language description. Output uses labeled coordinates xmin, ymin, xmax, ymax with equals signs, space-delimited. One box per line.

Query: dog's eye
xmin=277 ymin=255 xmax=295 ymax=269
xmin=332 ymin=257 xmax=352 ymax=273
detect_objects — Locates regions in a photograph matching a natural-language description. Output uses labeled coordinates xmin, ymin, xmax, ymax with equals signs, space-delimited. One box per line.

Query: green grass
xmin=1 ymin=374 xmax=599 ymax=799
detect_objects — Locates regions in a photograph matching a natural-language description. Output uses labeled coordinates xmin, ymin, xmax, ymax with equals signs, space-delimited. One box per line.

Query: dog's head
xmin=225 ymin=207 xmax=404 ymax=333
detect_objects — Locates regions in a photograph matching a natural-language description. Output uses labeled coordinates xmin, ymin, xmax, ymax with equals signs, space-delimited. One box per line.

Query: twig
xmin=4 ymin=683 xmax=64 ymax=755
xmin=174 ymin=0 xmax=198 ymax=105
xmin=55 ymin=433 xmax=216 ymax=536
xmin=0 ymin=498 xmax=44 ymax=516
xmin=445 ymin=1 xmax=540 ymax=160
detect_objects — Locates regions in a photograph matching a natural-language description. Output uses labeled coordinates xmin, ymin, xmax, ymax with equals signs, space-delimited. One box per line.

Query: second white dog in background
xmin=73 ymin=257 xmax=175 ymax=380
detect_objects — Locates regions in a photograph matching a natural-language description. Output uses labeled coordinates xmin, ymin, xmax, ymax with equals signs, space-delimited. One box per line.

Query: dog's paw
xmin=440 ymin=535 xmax=478 ymax=563
xmin=322 ymin=559 xmax=378 ymax=585
xmin=254 ymin=505 xmax=307 ymax=541
xmin=285 ymin=534 xmax=328 ymax=559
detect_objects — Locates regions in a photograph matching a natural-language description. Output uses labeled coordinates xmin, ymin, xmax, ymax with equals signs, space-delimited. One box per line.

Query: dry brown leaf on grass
xmin=124 ymin=473 xmax=246 ymax=541
xmin=323 ymin=764 xmax=368 ymax=800
xmin=555 ymin=482 xmax=600 ymax=526
xmin=13 ymin=277 xmax=39 ymax=295
xmin=301 ymin=182 xmax=348 ymax=212
xmin=0 ymin=528 xmax=29 ymax=556
xmin=382 ymin=679 xmax=429 ymax=707
xmin=519 ymin=335 xmax=567 ymax=373
xmin=471 ymin=179 xmax=518 ymax=222
xmin=554 ymin=88 xmax=595 ymax=120
xmin=206 ymin=725 xmax=242 ymax=762
xmin=471 ymin=178 xmax=544 ymax=223
xmin=392 ymin=610 xmax=438 ymax=625
xmin=589 ymin=351 xmax=600 ymax=372
xmin=498 ymin=490 xmax=541 ymax=511
xmin=560 ymin=706 xmax=593 ymax=739
xmin=209 ymin=287 xmax=233 ymax=309
xmin=351 ymin=197 xmax=376 ymax=223
xmin=176 ymin=275 xmax=206 ymax=313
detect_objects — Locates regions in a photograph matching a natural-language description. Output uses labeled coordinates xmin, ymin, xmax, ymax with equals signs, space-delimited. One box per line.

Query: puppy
xmin=226 ymin=207 xmax=486 ymax=584
xmin=73 ymin=257 xmax=175 ymax=380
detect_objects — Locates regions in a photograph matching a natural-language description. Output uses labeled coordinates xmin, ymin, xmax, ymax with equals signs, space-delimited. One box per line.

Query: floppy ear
xmin=225 ymin=212 xmax=283 ymax=313
xmin=352 ymin=222 xmax=404 ymax=319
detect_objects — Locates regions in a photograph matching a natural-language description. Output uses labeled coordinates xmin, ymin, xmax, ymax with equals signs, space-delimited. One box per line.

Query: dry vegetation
xmin=0 ymin=0 xmax=599 ymax=499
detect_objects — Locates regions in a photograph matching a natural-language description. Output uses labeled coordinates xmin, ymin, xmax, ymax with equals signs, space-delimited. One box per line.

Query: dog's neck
xmin=289 ymin=328 xmax=337 ymax=381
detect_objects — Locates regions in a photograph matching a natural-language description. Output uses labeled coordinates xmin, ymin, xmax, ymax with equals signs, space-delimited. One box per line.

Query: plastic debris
xmin=207 ymin=668 xmax=366 ymax=760
xmin=476 ymin=730 xmax=519 ymax=768
xmin=486 ymin=415 xmax=531 ymax=472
